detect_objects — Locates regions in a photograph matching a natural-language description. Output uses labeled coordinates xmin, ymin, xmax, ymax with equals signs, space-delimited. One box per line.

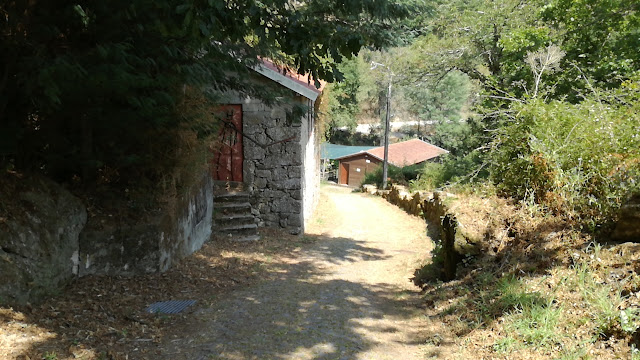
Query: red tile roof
xmin=337 ymin=138 xmax=448 ymax=167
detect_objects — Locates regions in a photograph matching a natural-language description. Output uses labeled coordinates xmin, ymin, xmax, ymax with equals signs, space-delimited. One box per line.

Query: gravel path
xmin=161 ymin=185 xmax=433 ymax=359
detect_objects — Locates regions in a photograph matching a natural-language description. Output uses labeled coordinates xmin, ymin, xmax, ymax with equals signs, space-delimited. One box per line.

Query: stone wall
xmin=233 ymin=94 xmax=318 ymax=235
xmin=365 ymin=184 xmax=484 ymax=281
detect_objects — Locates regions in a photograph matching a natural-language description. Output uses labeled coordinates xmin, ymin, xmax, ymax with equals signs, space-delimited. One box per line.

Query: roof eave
xmin=252 ymin=63 xmax=320 ymax=101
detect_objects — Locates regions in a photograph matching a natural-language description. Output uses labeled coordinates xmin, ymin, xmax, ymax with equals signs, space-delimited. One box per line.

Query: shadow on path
xmin=161 ymin=233 xmax=428 ymax=360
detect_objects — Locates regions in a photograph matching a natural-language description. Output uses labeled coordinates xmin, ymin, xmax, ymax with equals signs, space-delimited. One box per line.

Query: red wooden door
xmin=211 ymin=105 xmax=243 ymax=182
xmin=339 ymin=162 xmax=349 ymax=185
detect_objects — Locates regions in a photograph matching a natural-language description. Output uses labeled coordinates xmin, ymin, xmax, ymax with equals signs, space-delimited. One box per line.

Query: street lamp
xmin=370 ymin=61 xmax=393 ymax=190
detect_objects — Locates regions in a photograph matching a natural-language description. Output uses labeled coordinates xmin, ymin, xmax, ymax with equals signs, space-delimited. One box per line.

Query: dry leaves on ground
xmin=0 ymin=229 xmax=309 ymax=360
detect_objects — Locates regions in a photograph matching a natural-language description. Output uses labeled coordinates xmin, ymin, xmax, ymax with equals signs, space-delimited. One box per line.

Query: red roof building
xmin=334 ymin=139 xmax=448 ymax=186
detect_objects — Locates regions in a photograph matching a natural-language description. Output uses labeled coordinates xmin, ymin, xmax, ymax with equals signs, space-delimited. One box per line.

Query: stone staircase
xmin=212 ymin=182 xmax=260 ymax=241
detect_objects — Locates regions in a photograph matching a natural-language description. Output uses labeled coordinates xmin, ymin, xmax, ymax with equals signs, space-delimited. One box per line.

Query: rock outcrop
xmin=0 ymin=175 xmax=87 ymax=304
xmin=0 ymin=170 xmax=213 ymax=304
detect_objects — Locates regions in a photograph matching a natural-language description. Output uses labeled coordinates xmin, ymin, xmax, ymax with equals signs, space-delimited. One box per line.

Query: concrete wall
xmin=159 ymin=172 xmax=214 ymax=271
xmin=78 ymin=172 xmax=213 ymax=276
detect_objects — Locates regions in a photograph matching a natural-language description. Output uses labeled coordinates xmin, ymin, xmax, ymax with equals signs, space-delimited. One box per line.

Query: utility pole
xmin=382 ymin=76 xmax=392 ymax=190
xmin=371 ymin=61 xmax=393 ymax=190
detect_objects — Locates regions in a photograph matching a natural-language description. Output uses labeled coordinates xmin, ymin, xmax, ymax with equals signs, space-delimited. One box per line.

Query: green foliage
xmin=410 ymin=151 xmax=487 ymax=191
xmin=323 ymin=57 xmax=366 ymax=137
xmin=359 ymin=0 xmax=640 ymax=234
xmin=406 ymin=0 xmax=547 ymax=93
xmin=361 ymin=163 xmax=418 ymax=188
xmin=570 ymin=246 xmax=640 ymax=340
xmin=496 ymin=275 xmax=547 ymax=311
xmin=541 ymin=0 xmax=640 ymax=97
xmin=482 ymin=277 xmax=564 ymax=351
xmin=362 ymin=164 xmax=400 ymax=188
xmin=1 ymin=0 xmax=416 ymax=185
xmin=428 ymin=116 xmax=488 ymax=157
xmin=327 ymin=129 xmax=381 ymax=146
xmin=406 ymin=0 xmax=640 ymax=102
xmin=405 ymin=70 xmax=471 ymax=126
xmin=503 ymin=299 xmax=563 ymax=348
xmin=488 ymin=84 xmax=640 ymax=226
xmin=43 ymin=352 xmax=59 ymax=360
xmin=411 ymin=161 xmax=446 ymax=190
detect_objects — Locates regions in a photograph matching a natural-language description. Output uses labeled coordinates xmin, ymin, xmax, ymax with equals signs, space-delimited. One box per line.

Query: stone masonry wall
xmin=241 ymin=96 xmax=307 ymax=234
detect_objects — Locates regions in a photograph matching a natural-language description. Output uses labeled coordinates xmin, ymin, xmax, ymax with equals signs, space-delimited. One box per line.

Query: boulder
xmin=0 ymin=175 xmax=87 ymax=304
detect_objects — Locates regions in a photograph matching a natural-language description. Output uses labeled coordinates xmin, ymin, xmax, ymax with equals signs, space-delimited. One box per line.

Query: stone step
xmin=230 ymin=234 xmax=261 ymax=242
xmin=213 ymin=233 xmax=261 ymax=242
xmin=212 ymin=184 xmax=259 ymax=242
xmin=214 ymin=202 xmax=252 ymax=216
xmin=214 ymin=192 xmax=251 ymax=203
xmin=213 ymin=214 xmax=255 ymax=227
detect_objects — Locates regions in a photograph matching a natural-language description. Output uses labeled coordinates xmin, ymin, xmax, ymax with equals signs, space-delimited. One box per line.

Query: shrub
xmin=361 ymin=164 xmax=407 ymax=188
xmin=488 ymin=84 xmax=640 ymax=228
xmin=410 ymin=151 xmax=487 ymax=191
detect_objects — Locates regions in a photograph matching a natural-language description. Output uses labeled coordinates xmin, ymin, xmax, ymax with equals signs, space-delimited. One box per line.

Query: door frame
xmin=211 ymin=104 xmax=244 ymax=182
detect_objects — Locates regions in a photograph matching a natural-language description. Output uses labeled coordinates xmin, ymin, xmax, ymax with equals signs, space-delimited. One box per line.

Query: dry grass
xmin=418 ymin=194 xmax=640 ymax=360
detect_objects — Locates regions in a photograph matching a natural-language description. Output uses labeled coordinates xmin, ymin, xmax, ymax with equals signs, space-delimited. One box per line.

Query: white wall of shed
xmin=301 ymin=99 xmax=320 ymax=231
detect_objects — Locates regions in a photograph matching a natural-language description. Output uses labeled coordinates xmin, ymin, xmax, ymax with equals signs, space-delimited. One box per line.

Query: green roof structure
xmin=321 ymin=143 xmax=376 ymax=160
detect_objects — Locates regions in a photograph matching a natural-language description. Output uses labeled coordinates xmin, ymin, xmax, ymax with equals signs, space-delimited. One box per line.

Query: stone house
xmin=0 ymin=61 xmax=323 ymax=304
xmin=210 ymin=60 xmax=323 ymax=237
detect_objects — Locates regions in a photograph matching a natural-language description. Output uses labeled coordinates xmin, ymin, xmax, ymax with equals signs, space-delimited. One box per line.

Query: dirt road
xmin=160 ymin=184 xmax=433 ymax=359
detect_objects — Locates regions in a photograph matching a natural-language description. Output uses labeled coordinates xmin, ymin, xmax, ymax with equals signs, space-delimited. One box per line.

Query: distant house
xmin=334 ymin=138 xmax=448 ymax=187
xmin=320 ymin=143 xmax=376 ymax=181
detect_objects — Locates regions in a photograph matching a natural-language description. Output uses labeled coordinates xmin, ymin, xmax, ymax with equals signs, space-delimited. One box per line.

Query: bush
xmin=401 ymin=163 xmax=422 ymax=182
xmin=361 ymin=164 xmax=407 ymax=188
xmin=488 ymin=84 xmax=640 ymax=228
xmin=410 ymin=151 xmax=487 ymax=191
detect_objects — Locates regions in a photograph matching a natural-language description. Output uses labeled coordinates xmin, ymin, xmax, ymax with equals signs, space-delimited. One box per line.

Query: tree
xmin=0 ymin=0 xmax=417 ymax=184
xmin=405 ymin=70 xmax=470 ymax=136
xmin=323 ymin=57 xmax=364 ymax=138
xmin=541 ymin=0 xmax=640 ymax=99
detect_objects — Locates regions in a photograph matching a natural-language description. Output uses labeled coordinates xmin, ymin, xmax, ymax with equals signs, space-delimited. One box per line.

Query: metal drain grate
xmin=146 ymin=300 xmax=196 ymax=314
